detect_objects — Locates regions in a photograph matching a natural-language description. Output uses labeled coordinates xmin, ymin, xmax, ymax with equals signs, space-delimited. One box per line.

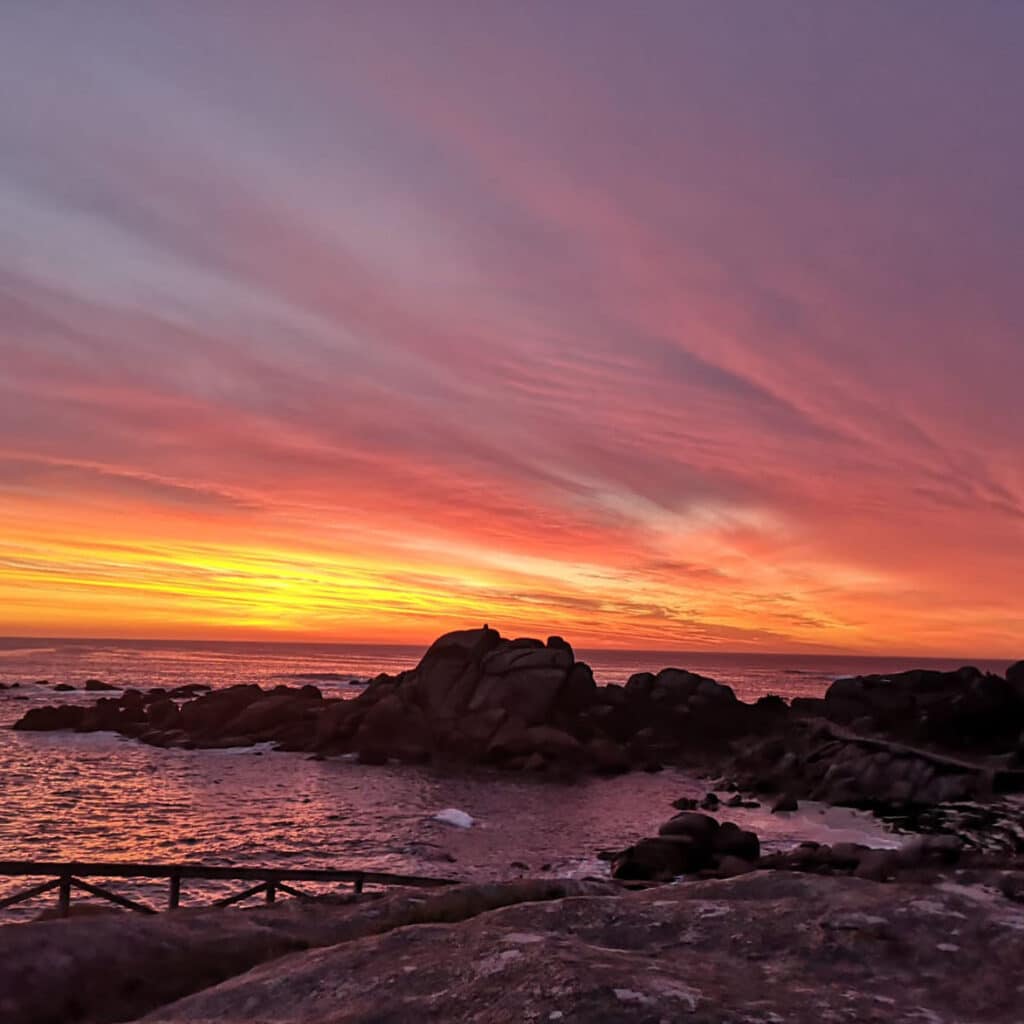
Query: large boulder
xmin=13 ymin=705 xmax=85 ymax=731
xmin=712 ymin=821 xmax=760 ymax=861
xmin=146 ymin=698 xmax=182 ymax=730
xmin=178 ymin=685 xmax=266 ymax=739
xmin=408 ymin=628 xmax=502 ymax=718
xmin=353 ymin=693 xmax=432 ymax=762
xmin=611 ymin=835 xmax=711 ymax=880
xmin=586 ymin=736 xmax=631 ymax=774
xmin=657 ymin=811 xmax=719 ymax=844
xmin=823 ymin=666 xmax=1024 ymax=753
xmin=467 ymin=666 xmax=568 ymax=725
xmin=221 ymin=692 xmax=320 ymax=740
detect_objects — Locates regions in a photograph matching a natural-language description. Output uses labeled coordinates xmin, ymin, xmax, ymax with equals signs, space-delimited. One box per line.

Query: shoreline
xmin=3 ymin=626 xmax=1024 ymax=1020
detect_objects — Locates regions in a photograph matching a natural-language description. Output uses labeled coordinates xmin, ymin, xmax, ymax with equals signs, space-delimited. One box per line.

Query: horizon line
xmin=0 ymin=633 xmax=1015 ymax=665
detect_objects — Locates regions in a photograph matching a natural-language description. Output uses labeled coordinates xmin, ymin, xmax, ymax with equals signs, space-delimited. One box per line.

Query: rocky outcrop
xmin=611 ymin=811 xmax=761 ymax=881
xmin=13 ymin=684 xmax=325 ymax=751
xmin=5 ymin=870 xmax=1022 ymax=1024
xmin=803 ymin=665 xmax=1024 ymax=754
xmin=308 ymin=628 xmax=777 ymax=774
xmin=13 ymin=628 xmax=1024 ymax=788
xmin=729 ymin=719 xmax=1009 ymax=810
xmin=0 ymin=879 xmax=608 ymax=1024
xmin=13 ymin=627 xmax=782 ymax=774
xmin=1009 ymin=660 xmax=1024 ymax=700
xmin=84 ymin=679 xmax=116 ymax=692
xmin=122 ymin=874 xmax=1024 ymax=1023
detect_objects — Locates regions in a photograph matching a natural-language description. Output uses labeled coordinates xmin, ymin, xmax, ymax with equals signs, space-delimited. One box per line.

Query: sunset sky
xmin=2 ymin=3 xmax=1022 ymax=655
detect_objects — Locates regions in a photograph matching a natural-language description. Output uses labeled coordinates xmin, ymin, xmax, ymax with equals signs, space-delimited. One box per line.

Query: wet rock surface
xmin=128 ymin=872 xmax=1024 ymax=1023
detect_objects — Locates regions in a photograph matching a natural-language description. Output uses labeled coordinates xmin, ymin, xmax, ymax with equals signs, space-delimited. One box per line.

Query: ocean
xmin=0 ymin=636 xmax=1011 ymax=702
xmin=0 ymin=638 xmax=1011 ymax=921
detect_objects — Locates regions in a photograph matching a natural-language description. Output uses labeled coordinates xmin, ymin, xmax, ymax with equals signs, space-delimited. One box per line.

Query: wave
xmin=272 ymin=672 xmax=368 ymax=684
xmin=0 ymin=647 xmax=58 ymax=658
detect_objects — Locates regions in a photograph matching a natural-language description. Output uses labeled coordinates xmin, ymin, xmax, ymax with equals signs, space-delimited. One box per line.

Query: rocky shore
xmin=7 ymin=628 xmax=1024 ymax=1020
xmin=4 ymin=868 xmax=1024 ymax=1023
xmin=15 ymin=628 xmax=1024 ymax=814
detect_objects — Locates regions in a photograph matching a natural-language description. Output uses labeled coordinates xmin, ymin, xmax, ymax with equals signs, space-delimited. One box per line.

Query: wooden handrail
xmin=0 ymin=860 xmax=459 ymax=918
xmin=0 ymin=861 xmax=457 ymax=886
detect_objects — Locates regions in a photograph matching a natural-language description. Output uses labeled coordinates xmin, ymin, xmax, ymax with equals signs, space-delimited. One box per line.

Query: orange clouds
xmin=1 ymin=4 xmax=1023 ymax=655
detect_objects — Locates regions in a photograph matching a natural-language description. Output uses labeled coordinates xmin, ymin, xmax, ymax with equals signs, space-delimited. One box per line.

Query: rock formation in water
xmin=12 ymin=627 xmax=780 ymax=775
xmin=796 ymin=664 xmax=1024 ymax=754
xmin=12 ymin=627 xmax=1024 ymax=809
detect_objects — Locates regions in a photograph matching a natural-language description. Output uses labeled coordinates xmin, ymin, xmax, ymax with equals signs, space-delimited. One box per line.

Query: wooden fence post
xmin=58 ymin=872 xmax=71 ymax=918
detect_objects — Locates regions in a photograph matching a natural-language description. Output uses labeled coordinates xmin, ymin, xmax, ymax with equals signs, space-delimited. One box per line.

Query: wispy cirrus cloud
xmin=0 ymin=2 xmax=1021 ymax=654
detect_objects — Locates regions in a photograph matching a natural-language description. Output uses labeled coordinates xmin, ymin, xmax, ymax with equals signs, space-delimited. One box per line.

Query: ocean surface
xmin=0 ymin=638 xmax=1012 ymax=922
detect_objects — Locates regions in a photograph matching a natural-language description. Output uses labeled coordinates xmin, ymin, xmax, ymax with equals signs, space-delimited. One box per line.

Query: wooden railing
xmin=0 ymin=860 xmax=459 ymax=918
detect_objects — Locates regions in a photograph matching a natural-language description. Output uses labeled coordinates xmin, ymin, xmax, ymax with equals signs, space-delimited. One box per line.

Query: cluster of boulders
xmin=729 ymin=718 xmax=1024 ymax=812
xmin=309 ymin=628 xmax=780 ymax=773
xmin=11 ymin=682 xmax=329 ymax=750
xmin=14 ymin=628 xmax=786 ymax=774
xmin=608 ymin=799 xmax=1011 ymax=884
xmin=610 ymin=810 xmax=761 ymax=881
xmin=793 ymin=662 xmax=1024 ymax=754
xmin=758 ymin=833 xmax=964 ymax=881
xmin=11 ymin=629 xmax=1024 ymax=794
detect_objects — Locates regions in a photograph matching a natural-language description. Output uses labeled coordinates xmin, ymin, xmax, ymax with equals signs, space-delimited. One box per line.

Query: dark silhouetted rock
xmin=658 ymin=811 xmax=719 ymax=844
xmin=823 ymin=666 xmax=1024 ymax=754
xmin=611 ymin=835 xmax=710 ymax=879
xmin=13 ymin=705 xmax=85 ymax=731
xmin=146 ymin=698 xmax=181 ymax=730
xmin=712 ymin=821 xmax=760 ymax=861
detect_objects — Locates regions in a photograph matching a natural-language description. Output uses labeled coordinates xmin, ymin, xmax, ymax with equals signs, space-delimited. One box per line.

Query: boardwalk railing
xmin=0 ymin=860 xmax=459 ymax=918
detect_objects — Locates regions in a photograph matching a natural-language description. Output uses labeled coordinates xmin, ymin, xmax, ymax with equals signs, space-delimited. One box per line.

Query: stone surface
xmin=730 ymin=719 xmax=1001 ymax=811
xmin=133 ymin=872 xmax=1024 ymax=1024
xmin=13 ymin=627 xmax=1023 ymax=791
xmin=0 ymin=880 xmax=606 ymax=1024
xmin=818 ymin=665 xmax=1024 ymax=754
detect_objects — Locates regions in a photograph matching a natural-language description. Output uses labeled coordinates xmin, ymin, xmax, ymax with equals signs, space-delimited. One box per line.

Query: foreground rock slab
xmin=140 ymin=872 xmax=1024 ymax=1024
xmin=0 ymin=880 xmax=605 ymax=1024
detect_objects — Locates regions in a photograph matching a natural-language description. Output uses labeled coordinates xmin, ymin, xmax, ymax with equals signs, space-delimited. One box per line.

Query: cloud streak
xmin=0 ymin=2 xmax=1021 ymax=654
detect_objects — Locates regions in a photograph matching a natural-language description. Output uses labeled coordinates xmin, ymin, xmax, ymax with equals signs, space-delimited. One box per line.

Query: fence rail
xmin=0 ymin=860 xmax=459 ymax=918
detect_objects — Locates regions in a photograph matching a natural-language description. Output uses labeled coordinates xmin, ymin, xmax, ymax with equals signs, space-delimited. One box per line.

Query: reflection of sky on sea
xmin=0 ymin=724 xmax=898 ymax=922
xmin=0 ymin=639 xmax=1009 ymax=920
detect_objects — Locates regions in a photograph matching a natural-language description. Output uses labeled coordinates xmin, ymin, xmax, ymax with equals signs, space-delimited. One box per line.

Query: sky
xmin=1 ymin=2 xmax=1022 ymax=655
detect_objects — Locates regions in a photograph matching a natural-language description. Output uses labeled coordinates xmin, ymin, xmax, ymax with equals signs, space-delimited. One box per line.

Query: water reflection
xmin=0 ymin=724 xmax=898 ymax=921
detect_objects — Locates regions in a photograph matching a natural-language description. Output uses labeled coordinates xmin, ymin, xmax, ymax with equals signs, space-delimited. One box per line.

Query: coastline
xmin=2 ymin=626 xmax=1024 ymax=1020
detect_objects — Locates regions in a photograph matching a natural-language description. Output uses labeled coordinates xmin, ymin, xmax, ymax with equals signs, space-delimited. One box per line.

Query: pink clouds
xmin=0 ymin=3 xmax=1022 ymax=653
